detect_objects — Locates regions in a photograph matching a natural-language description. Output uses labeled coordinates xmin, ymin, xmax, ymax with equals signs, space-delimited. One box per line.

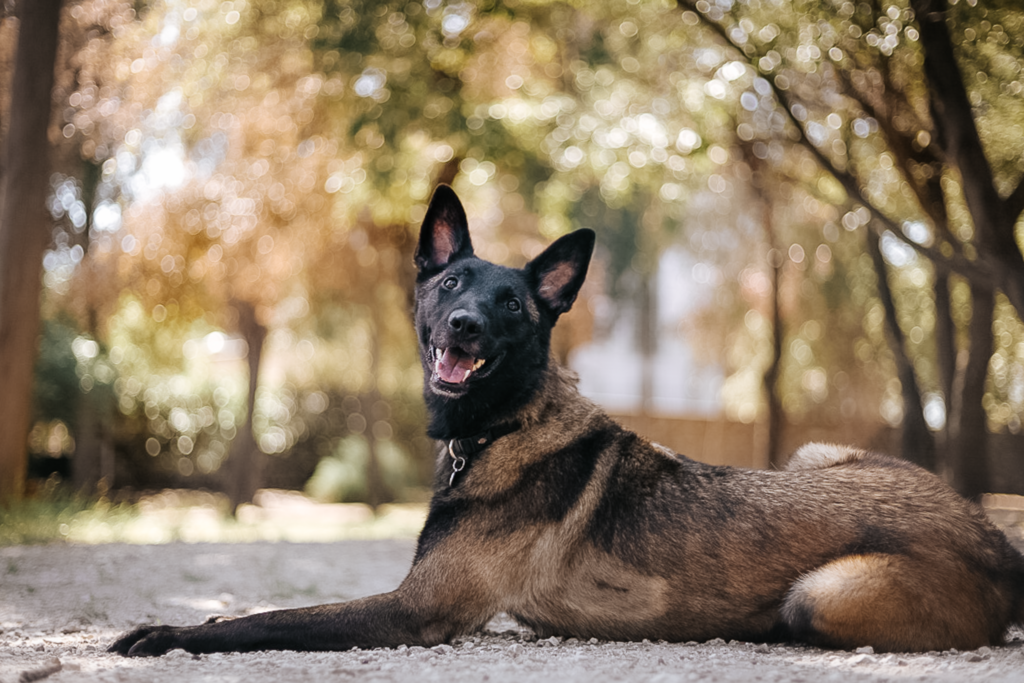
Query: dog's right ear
xmin=415 ymin=185 xmax=474 ymax=273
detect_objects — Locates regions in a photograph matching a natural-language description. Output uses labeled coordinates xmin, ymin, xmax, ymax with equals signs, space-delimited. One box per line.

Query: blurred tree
xmin=21 ymin=0 xmax=1024 ymax=506
xmin=0 ymin=0 xmax=64 ymax=502
xmin=865 ymin=217 xmax=935 ymax=469
xmin=678 ymin=0 xmax=1024 ymax=495
xmin=45 ymin=1 xmax=137 ymax=494
xmin=53 ymin=0 xmax=501 ymax=509
xmin=80 ymin=0 xmax=350 ymax=511
xmin=742 ymin=145 xmax=786 ymax=467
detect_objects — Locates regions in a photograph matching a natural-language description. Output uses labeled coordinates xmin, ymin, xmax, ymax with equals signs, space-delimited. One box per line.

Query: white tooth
xmin=462 ymin=368 xmax=472 ymax=383
xmin=472 ymin=358 xmax=486 ymax=371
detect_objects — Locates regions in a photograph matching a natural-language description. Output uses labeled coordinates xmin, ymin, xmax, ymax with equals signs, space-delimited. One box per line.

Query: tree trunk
xmin=71 ymin=386 xmax=115 ymax=495
xmin=0 ymin=0 xmax=64 ymax=502
xmin=865 ymin=228 xmax=936 ymax=470
xmin=948 ymin=284 xmax=994 ymax=499
xmin=911 ymin=0 xmax=1003 ymax=496
xmin=762 ymin=212 xmax=784 ymax=469
xmin=933 ymin=272 xmax=956 ymax=468
xmin=363 ymin=303 xmax=393 ymax=510
xmin=742 ymin=147 xmax=786 ymax=468
xmin=72 ymin=393 xmax=101 ymax=494
xmin=363 ymin=390 xmax=389 ymax=511
xmin=224 ymin=300 xmax=268 ymax=514
xmin=71 ymin=171 xmax=106 ymax=495
xmin=637 ymin=270 xmax=657 ymax=413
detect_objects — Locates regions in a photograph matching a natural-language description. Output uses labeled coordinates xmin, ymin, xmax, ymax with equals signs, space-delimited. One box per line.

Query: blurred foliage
xmin=670 ymin=0 xmax=1024 ymax=451
xmin=2 ymin=0 xmax=1020 ymax=498
xmin=0 ymin=480 xmax=425 ymax=545
xmin=0 ymin=477 xmax=135 ymax=545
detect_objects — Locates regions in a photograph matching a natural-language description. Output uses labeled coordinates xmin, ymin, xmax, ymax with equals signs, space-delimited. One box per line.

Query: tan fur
xmin=783 ymin=553 xmax=1004 ymax=651
xmin=410 ymin=367 xmax=1024 ymax=651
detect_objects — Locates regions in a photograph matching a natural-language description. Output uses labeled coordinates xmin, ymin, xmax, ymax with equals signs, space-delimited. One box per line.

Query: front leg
xmin=109 ymin=584 xmax=484 ymax=656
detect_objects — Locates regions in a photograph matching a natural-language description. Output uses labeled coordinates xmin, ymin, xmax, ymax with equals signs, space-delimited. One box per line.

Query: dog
xmin=110 ymin=184 xmax=1024 ymax=656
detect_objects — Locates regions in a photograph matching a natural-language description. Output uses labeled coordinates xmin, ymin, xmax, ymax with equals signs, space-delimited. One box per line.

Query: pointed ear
xmin=528 ymin=229 xmax=596 ymax=316
xmin=415 ymin=185 xmax=473 ymax=273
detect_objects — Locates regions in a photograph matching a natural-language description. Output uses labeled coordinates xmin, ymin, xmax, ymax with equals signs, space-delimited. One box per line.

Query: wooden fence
xmin=611 ymin=413 xmax=898 ymax=470
xmin=612 ymin=412 xmax=1024 ymax=495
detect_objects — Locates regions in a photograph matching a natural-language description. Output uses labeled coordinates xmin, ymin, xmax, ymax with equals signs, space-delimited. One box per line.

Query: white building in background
xmin=569 ymin=246 xmax=724 ymax=417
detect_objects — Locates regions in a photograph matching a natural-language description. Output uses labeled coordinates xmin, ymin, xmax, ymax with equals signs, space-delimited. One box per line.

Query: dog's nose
xmin=448 ymin=309 xmax=485 ymax=337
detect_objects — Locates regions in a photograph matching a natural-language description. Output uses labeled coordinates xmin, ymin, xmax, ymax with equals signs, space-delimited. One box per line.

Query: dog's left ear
xmin=415 ymin=185 xmax=474 ymax=273
xmin=528 ymin=228 xmax=596 ymax=316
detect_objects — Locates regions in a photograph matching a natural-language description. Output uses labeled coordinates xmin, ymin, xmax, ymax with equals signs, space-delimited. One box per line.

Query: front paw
xmin=108 ymin=625 xmax=190 ymax=657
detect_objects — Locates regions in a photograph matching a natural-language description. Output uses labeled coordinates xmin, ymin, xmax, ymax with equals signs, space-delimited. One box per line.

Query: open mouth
xmin=432 ymin=346 xmax=490 ymax=385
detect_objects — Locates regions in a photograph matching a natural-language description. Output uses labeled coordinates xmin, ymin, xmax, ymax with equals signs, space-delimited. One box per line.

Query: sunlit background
xmin=4 ymin=0 xmax=1024 ymax=531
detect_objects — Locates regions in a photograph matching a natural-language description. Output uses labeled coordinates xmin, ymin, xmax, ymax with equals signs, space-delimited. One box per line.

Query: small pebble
xmin=18 ymin=657 xmax=61 ymax=683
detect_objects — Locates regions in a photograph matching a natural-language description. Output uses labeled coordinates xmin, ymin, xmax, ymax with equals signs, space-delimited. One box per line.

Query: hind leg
xmin=781 ymin=554 xmax=1003 ymax=652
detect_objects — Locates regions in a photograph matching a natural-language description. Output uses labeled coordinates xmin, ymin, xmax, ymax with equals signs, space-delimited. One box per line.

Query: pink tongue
xmin=436 ymin=347 xmax=476 ymax=384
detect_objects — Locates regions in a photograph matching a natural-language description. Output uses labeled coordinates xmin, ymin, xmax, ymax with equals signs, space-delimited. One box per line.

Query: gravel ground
xmin=4 ymin=538 xmax=1024 ymax=683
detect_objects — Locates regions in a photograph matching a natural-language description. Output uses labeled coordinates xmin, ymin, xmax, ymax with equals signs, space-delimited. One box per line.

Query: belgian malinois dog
xmin=111 ymin=185 xmax=1024 ymax=656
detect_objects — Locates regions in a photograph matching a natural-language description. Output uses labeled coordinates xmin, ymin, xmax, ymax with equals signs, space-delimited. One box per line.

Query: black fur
xmin=413 ymin=185 xmax=594 ymax=440
xmin=839 ymin=525 xmax=908 ymax=558
xmin=413 ymin=493 xmax=470 ymax=564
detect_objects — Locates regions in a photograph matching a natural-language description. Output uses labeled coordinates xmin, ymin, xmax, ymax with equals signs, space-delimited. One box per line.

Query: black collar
xmin=447 ymin=421 xmax=521 ymax=459
xmin=445 ymin=421 xmax=521 ymax=486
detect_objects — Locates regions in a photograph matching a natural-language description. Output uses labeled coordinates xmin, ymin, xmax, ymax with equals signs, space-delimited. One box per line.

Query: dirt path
xmin=3 ymin=539 xmax=1024 ymax=683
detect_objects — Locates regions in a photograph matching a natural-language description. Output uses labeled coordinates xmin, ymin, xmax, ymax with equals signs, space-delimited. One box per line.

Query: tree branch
xmin=831 ymin=64 xmax=957 ymax=248
xmin=909 ymin=0 xmax=1024 ymax=312
xmin=675 ymin=0 xmax=992 ymax=284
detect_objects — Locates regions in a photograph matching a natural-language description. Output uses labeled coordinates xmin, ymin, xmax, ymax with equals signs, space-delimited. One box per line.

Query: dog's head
xmin=413 ymin=185 xmax=595 ymax=439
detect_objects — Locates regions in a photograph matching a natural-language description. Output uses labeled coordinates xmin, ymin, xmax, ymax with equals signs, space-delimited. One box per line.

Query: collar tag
xmin=445 ymin=421 xmax=521 ymax=487
xmin=447 ymin=440 xmax=466 ymax=486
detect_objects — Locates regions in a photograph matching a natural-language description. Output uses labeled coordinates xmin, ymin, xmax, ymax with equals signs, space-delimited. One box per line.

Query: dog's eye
xmin=507 ymin=298 xmax=521 ymax=312
xmin=443 ymin=277 xmax=458 ymax=290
